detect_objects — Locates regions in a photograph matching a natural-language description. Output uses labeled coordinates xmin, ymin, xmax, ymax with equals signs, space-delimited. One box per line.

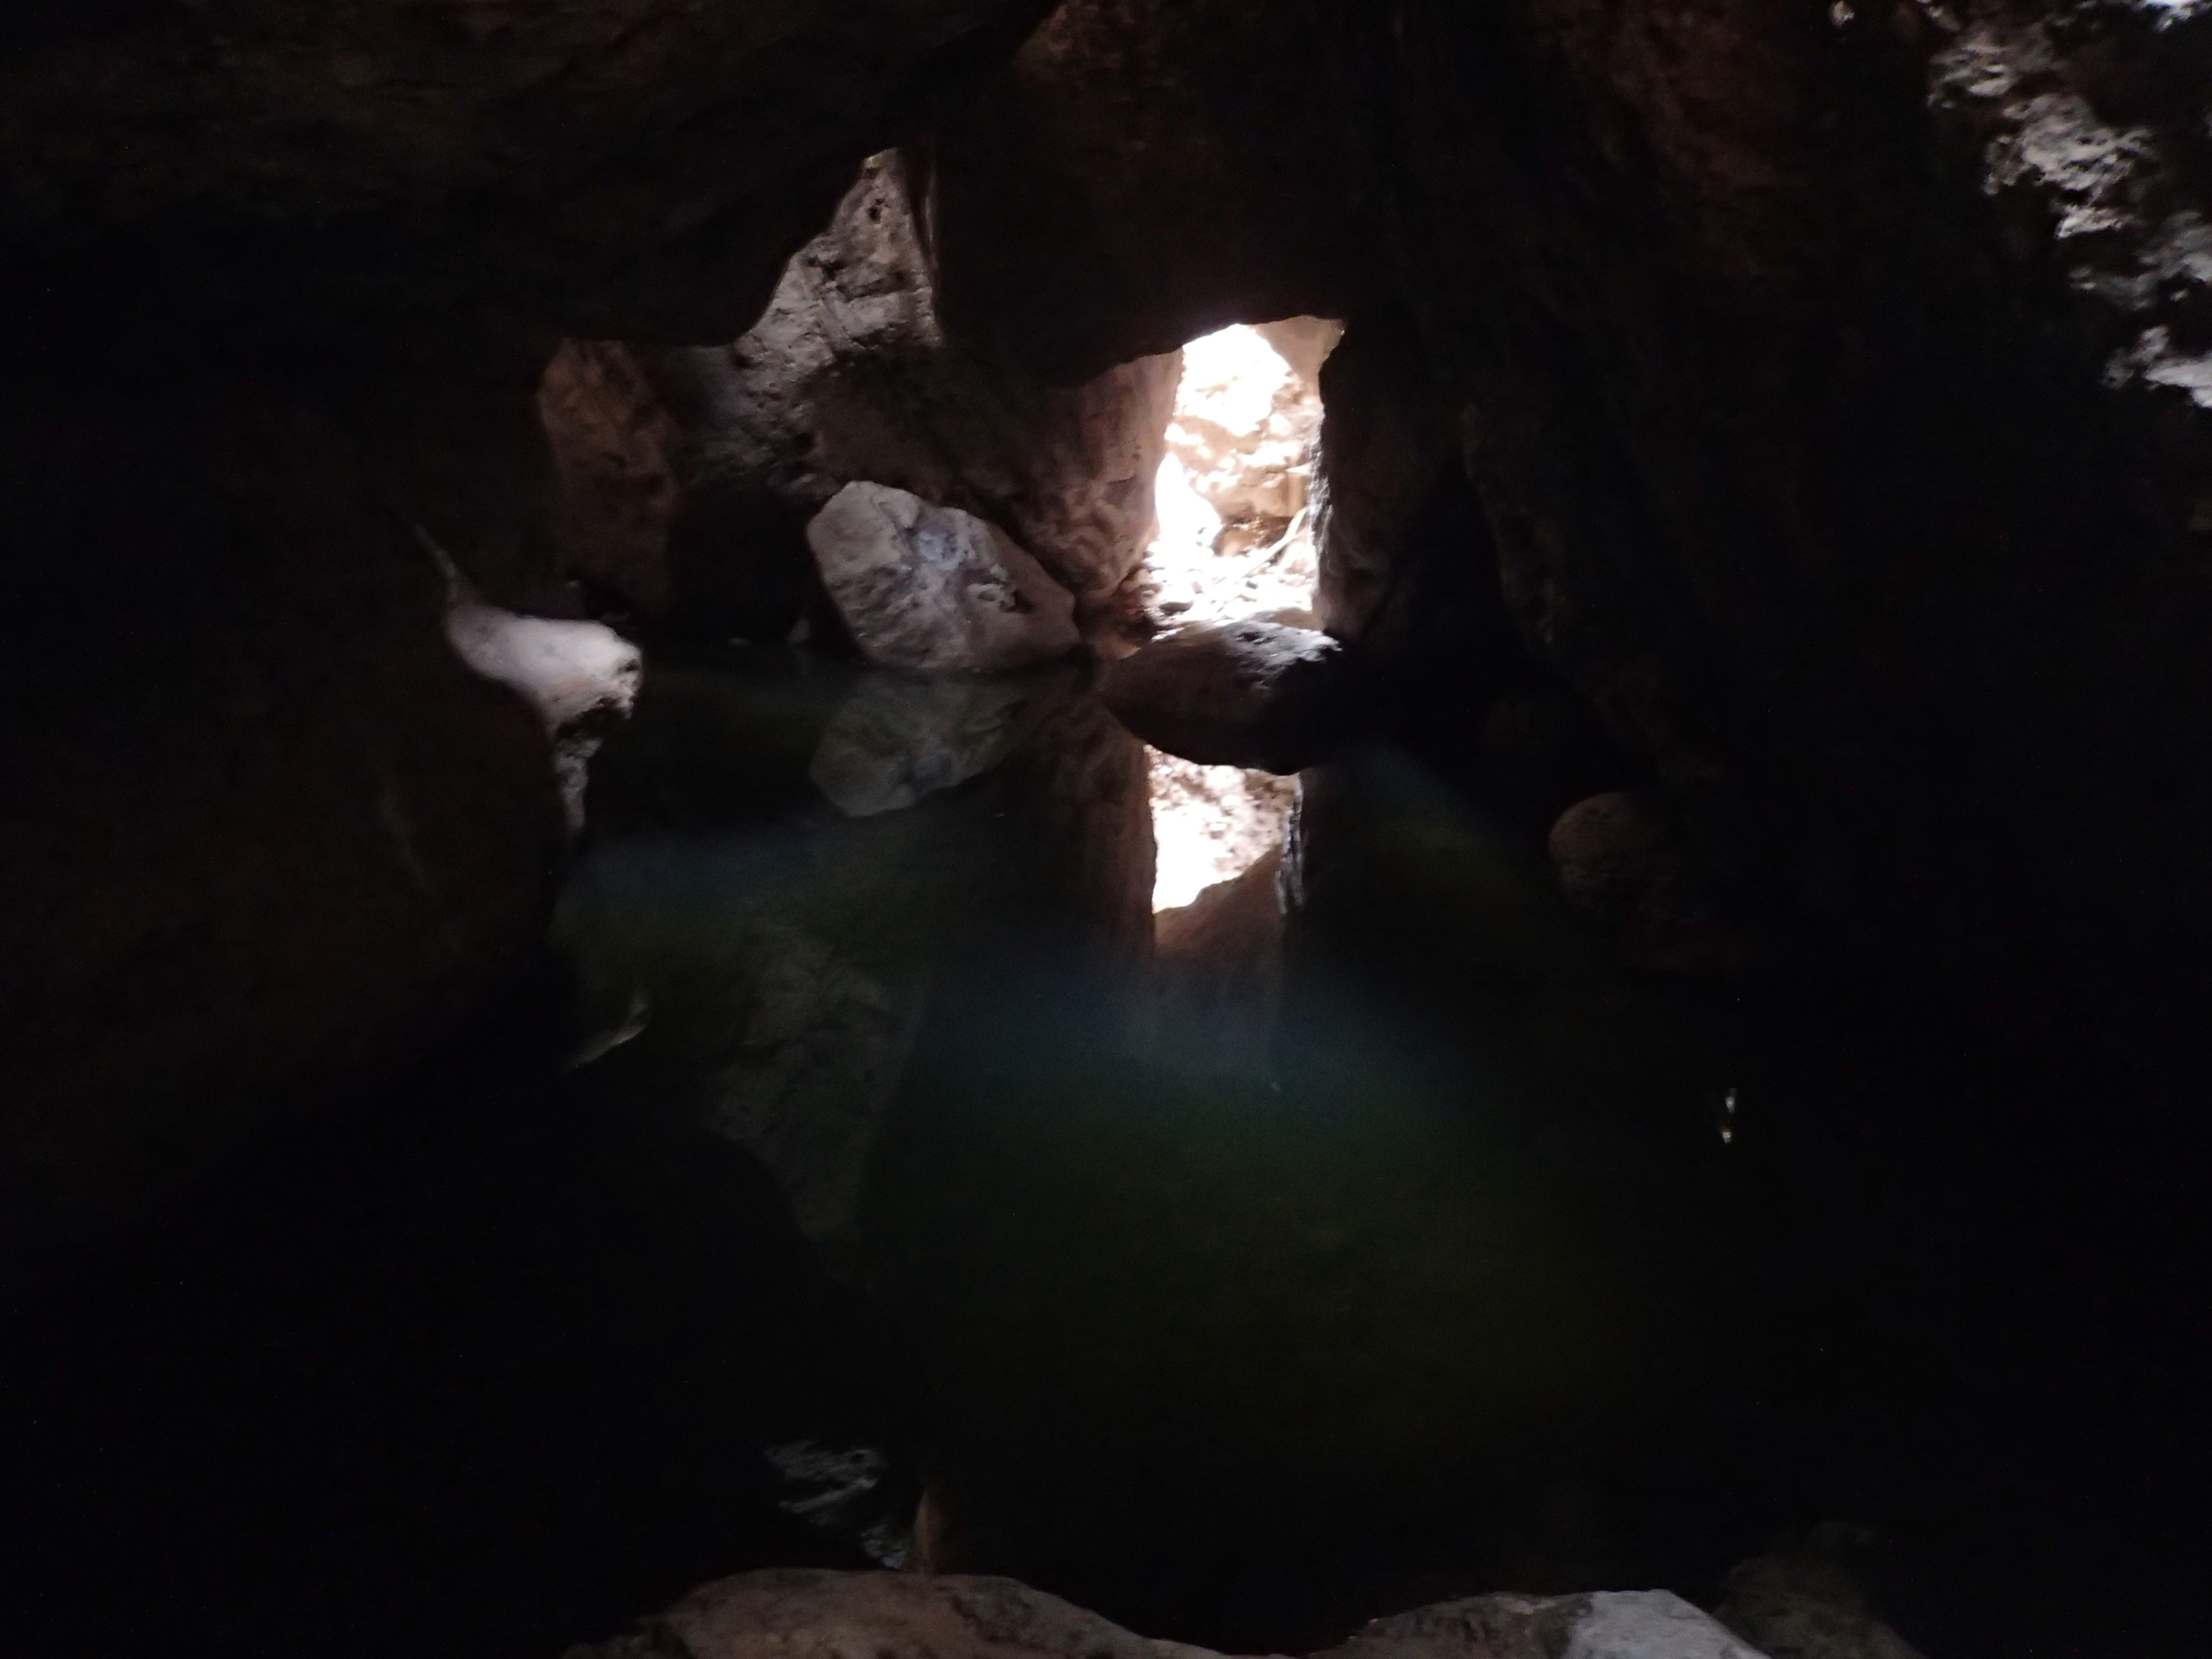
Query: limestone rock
xmin=0 ymin=0 xmax=1057 ymax=345
xmin=808 ymin=483 xmax=1080 ymax=674
xmin=539 ymin=339 xmax=687 ymax=621
xmin=1102 ymin=617 xmax=1349 ymax=773
xmin=540 ymin=155 xmax=1181 ymax=634
xmin=1318 ymin=1591 xmax=1772 ymax=1659
xmin=446 ymin=603 xmax=642 ymax=831
xmin=565 ymin=1574 xmax=1774 ymax=1659
xmin=560 ymin=1569 xmax=1219 ymax=1659
xmin=920 ymin=0 xmax=1390 ymax=380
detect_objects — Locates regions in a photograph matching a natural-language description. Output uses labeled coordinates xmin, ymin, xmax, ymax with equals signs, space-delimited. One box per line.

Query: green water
xmin=551 ymin=646 xmax=1747 ymax=1639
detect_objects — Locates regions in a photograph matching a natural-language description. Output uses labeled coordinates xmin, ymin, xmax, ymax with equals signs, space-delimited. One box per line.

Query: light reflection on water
xmin=550 ymin=646 xmax=1748 ymax=1624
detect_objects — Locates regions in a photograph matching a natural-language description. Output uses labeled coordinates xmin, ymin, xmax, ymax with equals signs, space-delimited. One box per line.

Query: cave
xmin=4 ymin=4 xmax=2210 ymax=1658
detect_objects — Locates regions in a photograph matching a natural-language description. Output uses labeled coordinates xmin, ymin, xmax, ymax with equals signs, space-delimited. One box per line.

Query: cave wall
xmin=915 ymin=0 xmax=2212 ymax=1093
xmin=0 ymin=0 xmax=1064 ymax=1286
xmin=541 ymin=154 xmax=1182 ymax=641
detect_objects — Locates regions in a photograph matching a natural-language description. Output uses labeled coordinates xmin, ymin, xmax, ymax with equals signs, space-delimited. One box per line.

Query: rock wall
xmin=541 ymin=154 xmax=1181 ymax=640
xmin=0 ymin=0 xmax=1065 ymax=1286
xmin=0 ymin=342 xmax=567 ymax=1289
xmin=918 ymin=0 xmax=2212 ymax=1092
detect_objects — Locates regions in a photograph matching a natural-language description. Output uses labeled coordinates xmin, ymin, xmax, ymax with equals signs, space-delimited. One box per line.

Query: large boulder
xmin=1101 ymin=617 xmax=1350 ymax=772
xmin=564 ymin=1572 xmax=1778 ymax=1659
xmin=808 ymin=483 xmax=1081 ymax=673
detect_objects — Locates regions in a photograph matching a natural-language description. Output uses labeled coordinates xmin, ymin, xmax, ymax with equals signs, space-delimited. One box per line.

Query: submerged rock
xmin=809 ymin=483 xmax=1081 ymax=674
xmin=1102 ymin=616 xmax=1349 ymax=772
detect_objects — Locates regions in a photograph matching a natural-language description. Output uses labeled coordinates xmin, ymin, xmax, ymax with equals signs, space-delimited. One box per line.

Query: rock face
xmin=0 ymin=0 xmax=1057 ymax=344
xmin=920 ymin=1 xmax=1391 ymax=380
xmin=1717 ymin=1550 xmax=1930 ymax=1659
xmin=0 ymin=354 xmax=570 ymax=1292
xmin=1102 ymin=618 xmax=1349 ymax=772
xmin=809 ymin=483 xmax=1081 ymax=674
xmin=918 ymin=0 xmax=2212 ymax=1101
xmin=565 ymin=1572 xmax=1777 ymax=1659
xmin=539 ymin=154 xmax=1182 ymax=637
xmin=560 ymin=1570 xmax=1217 ymax=1659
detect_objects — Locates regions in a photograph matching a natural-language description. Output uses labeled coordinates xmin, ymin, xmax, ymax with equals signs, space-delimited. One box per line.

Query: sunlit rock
xmin=1102 ymin=617 xmax=1349 ymax=773
xmin=809 ymin=483 xmax=1081 ymax=673
xmin=445 ymin=602 xmax=642 ymax=831
xmin=1718 ymin=1540 xmax=1930 ymax=1659
xmin=1134 ymin=323 xmax=1331 ymax=627
xmin=1147 ymin=753 xmax=1294 ymax=911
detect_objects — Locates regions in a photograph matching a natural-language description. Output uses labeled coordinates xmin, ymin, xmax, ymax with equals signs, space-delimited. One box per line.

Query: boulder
xmin=564 ymin=1573 xmax=1776 ymax=1659
xmin=1101 ymin=617 xmax=1350 ymax=773
xmin=560 ymin=1569 xmax=1217 ymax=1659
xmin=807 ymin=483 xmax=1080 ymax=674
xmin=1547 ymin=793 xmax=1754 ymax=979
xmin=444 ymin=601 xmax=642 ymax=831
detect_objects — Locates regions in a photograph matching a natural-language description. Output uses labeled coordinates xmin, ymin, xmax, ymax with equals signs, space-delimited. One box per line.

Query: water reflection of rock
xmin=557 ymin=654 xmax=1152 ymax=1256
xmin=810 ymin=669 xmax=1072 ymax=818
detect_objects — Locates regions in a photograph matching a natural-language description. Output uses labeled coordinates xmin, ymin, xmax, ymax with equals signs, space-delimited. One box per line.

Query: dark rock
xmin=0 ymin=352 xmax=570 ymax=1291
xmin=1101 ymin=618 xmax=1351 ymax=773
xmin=565 ymin=1572 xmax=1774 ymax=1659
xmin=1548 ymin=793 xmax=1755 ymax=978
xmin=0 ymin=0 xmax=1057 ymax=346
xmin=559 ymin=1569 xmax=1217 ymax=1659
xmin=919 ymin=0 xmax=1391 ymax=380
xmin=1717 ymin=1541 xmax=1929 ymax=1659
